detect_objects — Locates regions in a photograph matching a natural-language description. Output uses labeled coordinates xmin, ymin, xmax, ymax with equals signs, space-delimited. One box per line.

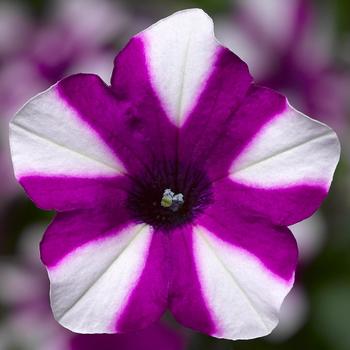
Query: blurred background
xmin=0 ymin=0 xmax=349 ymax=349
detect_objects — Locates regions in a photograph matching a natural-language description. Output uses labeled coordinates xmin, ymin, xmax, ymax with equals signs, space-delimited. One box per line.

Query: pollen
xmin=161 ymin=188 xmax=184 ymax=212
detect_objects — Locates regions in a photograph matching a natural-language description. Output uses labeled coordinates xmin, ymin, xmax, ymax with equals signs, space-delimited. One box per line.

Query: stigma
xmin=161 ymin=188 xmax=184 ymax=212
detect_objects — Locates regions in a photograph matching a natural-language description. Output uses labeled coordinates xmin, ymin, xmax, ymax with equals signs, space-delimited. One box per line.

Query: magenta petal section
xmin=58 ymin=69 xmax=176 ymax=175
xmin=216 ymin=178 xmax=328 ymax=226
xmin=198 ymin=179 xmax=298 ymax=281
xmin=168 ymin=226 xmax=217 ymax=336
xmin=111 ymin=37 xmax=178 ymax=164
xmin=41 ymin=206 xmax=131 ymax=268
xmin=70 ymin=322 xmax=186 ymax=350
xmin=179 ymin=47 xmax=252 ymax=169
xmin=183 ymin=84 xmax=286 ymax=181
xmin=20 ymin=175 xmax=128 ymax=212
xmin=115 ymin=231 xmax=169 ymax=332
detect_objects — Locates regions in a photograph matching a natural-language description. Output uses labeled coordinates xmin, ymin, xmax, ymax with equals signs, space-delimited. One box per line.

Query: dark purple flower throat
xmin=127 ymin=161 xmax=213 ymax=231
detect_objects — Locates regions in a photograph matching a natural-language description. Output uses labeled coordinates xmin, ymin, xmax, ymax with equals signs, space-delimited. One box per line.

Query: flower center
xmin=126 ymin=161 xmax=212 ymax=231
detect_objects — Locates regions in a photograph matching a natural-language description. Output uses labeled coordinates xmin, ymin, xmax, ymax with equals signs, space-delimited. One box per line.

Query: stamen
xmin=161 ymin=188 xmax=184 ymax=212
xmin=161 ymin=189 xmax=174 ymax=208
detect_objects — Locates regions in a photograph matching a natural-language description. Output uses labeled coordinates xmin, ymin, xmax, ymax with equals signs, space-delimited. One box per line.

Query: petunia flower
xmin=31 ymin=0 xmax=127 ymax=83
xmin=9 ymin=9 xmax=340 ymax=340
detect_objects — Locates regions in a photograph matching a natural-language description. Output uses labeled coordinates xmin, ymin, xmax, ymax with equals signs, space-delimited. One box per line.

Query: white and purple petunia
xmin=9 ymin=9 xmax=340 ymax=340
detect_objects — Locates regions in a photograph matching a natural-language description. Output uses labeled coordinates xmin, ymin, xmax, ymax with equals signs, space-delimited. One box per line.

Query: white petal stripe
xmin=48 ymin=224 xmax=152 ymax=333
xmin=229 ymin=102 xmax=340 ymax=188
xmin=142 ymin=9 xmax=219 ymax=126
xmin=193 ymin=226 xmax=293 ymax=340
xmin=10 ymin=86 xmax=125 ymax=178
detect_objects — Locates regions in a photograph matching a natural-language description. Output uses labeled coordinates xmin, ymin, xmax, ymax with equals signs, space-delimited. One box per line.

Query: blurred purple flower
xmin=0 ymin=0 xmax=126 ymax=117
xmin=0 ymin=225 xmax=187 ymax=350
xmin=217 ymin=0 xmax=348 ymax=132
xmin=0 ymin=2 xmax=33 ymax=58
xmin=31 ymin=0 xmax=127 ymax=83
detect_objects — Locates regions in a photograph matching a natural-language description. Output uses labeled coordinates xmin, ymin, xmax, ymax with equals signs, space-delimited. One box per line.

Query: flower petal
xmin=212 ymin=178 xmax=327 ymax=227
xmin=229 ymin=101 xmax=340 ymax=189
xmin=167 ymin=221 xmax=295 ymax=340
xmin=143 ymin=8 xmax=218 ymax=126
xmin=191 ymin=223 xmax=296 ymax=340
xmin=223 ymin=97 xmax=339 ymax=225
xmin=113 ymin=9 xmax=221 ymax=127
xmin=111 ymin=36 xmax=177 ymax=165
xmin=168 ymin=226 xmax=217 ymax=336
xmin=10 ymin=85 xmax=124 ymax=178
xmin=193 ymin=179 xmax=298 ymax=339
xmin=187 ymin=85 xmax=287 ymax=181
xmin=199 ymin=199 xmax=298 ymax=281
xmin=115 ymin=231 xmax=168 ymax=332
xmin=44 ymin=221 xmax=154 ymax=333
xmin=41 ymin=207 xmax=131 ymax=268
xmin=9 ymin=83 xmax=127 ymax=211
